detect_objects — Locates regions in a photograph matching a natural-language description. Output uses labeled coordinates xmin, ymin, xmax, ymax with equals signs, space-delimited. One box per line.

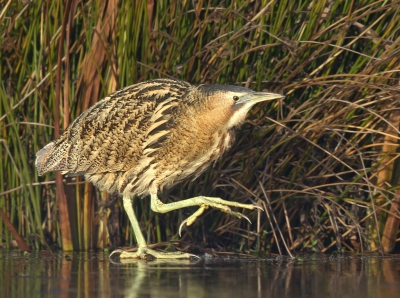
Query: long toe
xmin=118 ymin=251 xmax=141 ymax=259
xmin=144 ymin=248 xmax=200 ymax=260
xmin=112 ymin=247 xmax=199 ymax=260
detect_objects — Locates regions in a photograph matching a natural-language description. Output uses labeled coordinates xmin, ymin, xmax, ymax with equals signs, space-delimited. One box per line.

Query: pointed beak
xmin=235 ymin=92 xmax=285 ymax=105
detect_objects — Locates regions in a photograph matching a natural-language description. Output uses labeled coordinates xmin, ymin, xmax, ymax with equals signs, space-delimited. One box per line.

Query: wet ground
xmin=1 ymin=250 xmax=400 ymax=298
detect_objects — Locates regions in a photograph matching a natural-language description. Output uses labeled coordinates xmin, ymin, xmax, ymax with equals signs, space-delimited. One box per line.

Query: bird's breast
xmin=156 ymin=128 xmax=235 ymax=191
xmin=114 ymin=104 xmax=236 ymax=197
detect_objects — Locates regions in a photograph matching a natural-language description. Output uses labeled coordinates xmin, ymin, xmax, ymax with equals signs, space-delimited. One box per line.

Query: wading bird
xmin=36 ymin=78 xmax=284 ymax=260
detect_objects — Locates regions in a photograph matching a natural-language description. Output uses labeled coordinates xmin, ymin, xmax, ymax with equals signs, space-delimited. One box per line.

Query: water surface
xmin=1 ymin=250 xmax=399 ymax=297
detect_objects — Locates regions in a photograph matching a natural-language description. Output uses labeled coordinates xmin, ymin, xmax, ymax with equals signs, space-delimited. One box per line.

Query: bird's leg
xmin=112 ymin=195 xmax=197 ymax=260
xmin=150 ymin=193 xmax=262 ymax=234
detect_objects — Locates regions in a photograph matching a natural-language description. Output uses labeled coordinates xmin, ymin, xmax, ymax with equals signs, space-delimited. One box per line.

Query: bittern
xmin=36 ymin=78 xmax=284 ymax=260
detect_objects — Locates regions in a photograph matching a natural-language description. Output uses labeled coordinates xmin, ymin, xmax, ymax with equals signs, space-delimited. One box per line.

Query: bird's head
xmin=195 ymin=84 xmax=285 ymax=129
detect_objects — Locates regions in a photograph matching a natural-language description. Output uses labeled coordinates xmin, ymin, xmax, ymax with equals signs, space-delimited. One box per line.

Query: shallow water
xmin=1 ymin=250 xmax=400 ymax=298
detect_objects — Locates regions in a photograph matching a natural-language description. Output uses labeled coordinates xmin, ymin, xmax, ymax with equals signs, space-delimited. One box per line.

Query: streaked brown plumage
xmin=36 ymin=78 xmax=284 ymax=260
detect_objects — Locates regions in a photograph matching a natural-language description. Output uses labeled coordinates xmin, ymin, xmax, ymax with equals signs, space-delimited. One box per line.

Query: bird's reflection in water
xmin=111 ymin=259 xmax=202 ymax=298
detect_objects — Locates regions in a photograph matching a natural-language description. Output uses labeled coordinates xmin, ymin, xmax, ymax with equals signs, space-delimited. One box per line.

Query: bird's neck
xmin=225 ymin=103 xmax=252 ymax=129
xmin=196 ymin=105 xmax=234 ymax=134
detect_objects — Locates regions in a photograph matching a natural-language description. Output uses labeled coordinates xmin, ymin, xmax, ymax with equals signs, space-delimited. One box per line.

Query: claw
xmin=241 ymin=213 xmax=252 ymax=224
xmin=109 ymin=249 xmax=127 ymax=259
xmin=178 ymin=218 xmax=188 ymax=237
xmin=253 ymin=205 xmax=264 ymax=211
xmin=190 ymin=254 xmax=202 ymax=260
xmin=231 ymin=211 xmax=252 ymax=224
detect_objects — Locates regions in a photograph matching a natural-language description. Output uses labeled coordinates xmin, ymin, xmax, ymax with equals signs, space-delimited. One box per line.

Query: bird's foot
xmin=110 ymin=247 xmax=199 ymax=260
xmin=178 ymin=198 xmax=263 ymax=236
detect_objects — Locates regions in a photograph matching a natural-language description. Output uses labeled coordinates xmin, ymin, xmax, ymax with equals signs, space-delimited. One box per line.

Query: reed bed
xmin=0 ymin=0 xmax=399 ymax=254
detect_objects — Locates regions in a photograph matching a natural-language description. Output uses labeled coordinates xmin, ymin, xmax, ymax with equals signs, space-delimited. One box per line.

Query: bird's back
xmin=36 ymin=79 xmax=198 ymax=193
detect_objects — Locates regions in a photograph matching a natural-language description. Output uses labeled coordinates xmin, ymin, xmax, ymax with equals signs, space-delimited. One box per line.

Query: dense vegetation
xmin=1 ymin=0 xmax=399 ymax=255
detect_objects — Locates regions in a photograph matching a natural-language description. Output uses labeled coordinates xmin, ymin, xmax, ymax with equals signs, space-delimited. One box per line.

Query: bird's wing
xmin=36 ymin=79 xmax=192 ymax=176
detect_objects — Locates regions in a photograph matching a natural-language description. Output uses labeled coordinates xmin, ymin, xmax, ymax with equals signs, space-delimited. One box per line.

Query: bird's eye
xmin=233 ymin=96 xmax=239 ymax=101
